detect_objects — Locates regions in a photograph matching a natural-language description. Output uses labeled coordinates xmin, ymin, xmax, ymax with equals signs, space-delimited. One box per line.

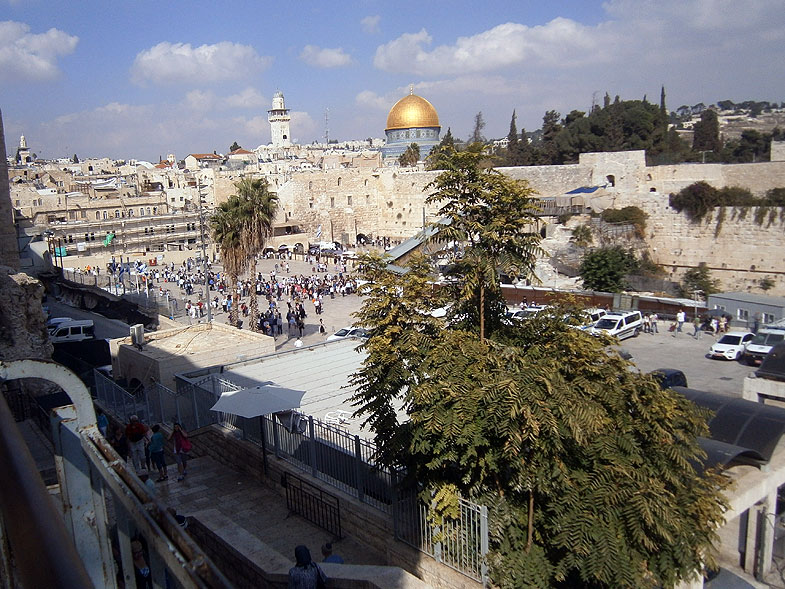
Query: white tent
xmin=210 ymin=385 xmax=305 ymax=418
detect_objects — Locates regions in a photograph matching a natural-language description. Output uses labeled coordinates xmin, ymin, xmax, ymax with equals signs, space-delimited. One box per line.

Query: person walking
xmin=676 ymin=309 xmax=686 ymax=333
xmin=169 ymin=423 xmax=191 ymax=481
xmin=288 ymin=545 xmax=327 ymax=589
xmin=125 ymin=415 xmax=148 ymax=472
xmin=149 ymin=424 xmax=168 ymax=482
xmin=650 ymin=312 xmax=659 ymax=334
xmin=692 ymin=316 xmax=703 ymax=339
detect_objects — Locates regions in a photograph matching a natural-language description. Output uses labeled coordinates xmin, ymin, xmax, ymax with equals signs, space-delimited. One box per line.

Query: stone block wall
xmin=0 ymin=110 xmax=20 ymax=271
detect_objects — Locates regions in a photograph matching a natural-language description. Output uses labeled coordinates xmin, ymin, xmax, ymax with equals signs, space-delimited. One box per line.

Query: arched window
xmin=103 ymin=211 xmax=108 ymax=219
xmin=337 ymin=177 xmax=342 ymax=187
xmin=309 ymin=181 xmax=313 ymax=190
xmin=115 ymin=210 xmax=120 ymax=218
xmin=95 ymin=212 xmax=101 ymax=220
xmin=146 ymin=207 xmax=151 ymax=215
xmin=364 ymin=179 xmax=368 ymax=187
xmin=606 ymin=175 xmax=616 ymax=187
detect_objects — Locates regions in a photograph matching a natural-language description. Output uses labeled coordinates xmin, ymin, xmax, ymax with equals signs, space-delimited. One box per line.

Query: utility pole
xmin=198 ymin=182 xmax=212 ymax=323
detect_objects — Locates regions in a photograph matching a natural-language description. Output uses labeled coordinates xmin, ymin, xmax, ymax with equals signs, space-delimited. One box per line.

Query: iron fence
xmin=99 ymin=371 xmax=489 ymax=583
xmin=395 ymin=494 xmax=489 ymax=585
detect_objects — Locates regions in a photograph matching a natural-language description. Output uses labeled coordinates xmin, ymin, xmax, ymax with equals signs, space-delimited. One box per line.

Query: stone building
xmin=267 ymin=91 xmax=291 ymax=149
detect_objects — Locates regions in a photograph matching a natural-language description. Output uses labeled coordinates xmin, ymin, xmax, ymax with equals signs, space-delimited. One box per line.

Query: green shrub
xmin=600 ymin=206 xmax=647 ymax=237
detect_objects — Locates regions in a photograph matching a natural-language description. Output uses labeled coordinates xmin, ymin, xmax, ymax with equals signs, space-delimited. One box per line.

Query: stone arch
xmin=606 ymin=174 xmax=616 ymax=187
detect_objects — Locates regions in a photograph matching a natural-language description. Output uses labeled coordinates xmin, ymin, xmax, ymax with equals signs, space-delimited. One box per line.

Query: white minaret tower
xmin=268 ymin=91 xmax=291 ymax=148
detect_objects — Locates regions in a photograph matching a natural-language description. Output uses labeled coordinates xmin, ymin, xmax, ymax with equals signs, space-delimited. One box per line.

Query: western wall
xmin=276 ymin=149 xmax=785 ymax=295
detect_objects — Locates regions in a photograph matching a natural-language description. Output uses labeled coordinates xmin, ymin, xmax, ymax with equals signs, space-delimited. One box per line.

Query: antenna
xmin=324 ymin=108 xmax=330 ymax=145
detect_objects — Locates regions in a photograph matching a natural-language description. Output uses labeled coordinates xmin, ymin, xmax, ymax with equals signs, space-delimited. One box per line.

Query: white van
xmin=587 ymin=311 xmax=642 ymax=340
xmin=50 ymin=320 xmax=95 ymax=343
xmin=743 ymin=328 xmax=785 ymax=365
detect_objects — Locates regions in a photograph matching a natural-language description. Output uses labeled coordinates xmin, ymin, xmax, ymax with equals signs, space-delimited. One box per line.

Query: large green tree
xmin=232 ymin=177 xmax=279 ymax=330
xmin=424 ymin=145 xmax=543 ymax=340
xmin=398 ymin=143 xmax=420 ymax=167
xmin=352 ymin=257 xmax=726 ymax=588
xmin=579 ymin=246 xmax=638 ymax=292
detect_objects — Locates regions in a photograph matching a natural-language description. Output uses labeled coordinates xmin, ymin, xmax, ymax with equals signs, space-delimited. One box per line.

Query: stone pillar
xmin=0 ymin=109 xmax=20 ymax=270
xmin=757 ymin=493 xmax=776 ymax=579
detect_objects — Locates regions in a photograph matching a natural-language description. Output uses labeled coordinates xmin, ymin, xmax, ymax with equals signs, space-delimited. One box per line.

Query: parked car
xmin=326 ymin=327 xmax=370 ymax=342
xmin=708 ymin=331 xmax=754 ymax=361
xmin=586 ymin=311 xmax=643 ymax=340
xmin=743 ymin=328 xmax=785 ymax=366
xmin=649 ymin=368 xmax=688 ymax=390
xmin=47 ymin=317 xmax=74 ymax=333
xmin=50 ymin=320 xmax=95 ymax=344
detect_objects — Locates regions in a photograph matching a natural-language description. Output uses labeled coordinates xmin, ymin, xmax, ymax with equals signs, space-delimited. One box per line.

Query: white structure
xmin=268 ymin=91 xmax=291 ymax=148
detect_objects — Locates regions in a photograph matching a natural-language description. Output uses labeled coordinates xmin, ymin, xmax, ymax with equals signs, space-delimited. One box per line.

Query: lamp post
xmin=198 ymin=182 xmax=212 ymax=323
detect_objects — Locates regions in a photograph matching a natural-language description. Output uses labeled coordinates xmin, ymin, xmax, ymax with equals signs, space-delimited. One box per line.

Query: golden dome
xmin=385 ymin=94 xmax=440 ymax=130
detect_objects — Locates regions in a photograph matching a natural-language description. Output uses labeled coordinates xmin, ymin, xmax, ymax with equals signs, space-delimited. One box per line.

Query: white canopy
xmin=209 ymin=385 xmax=305 ymax=418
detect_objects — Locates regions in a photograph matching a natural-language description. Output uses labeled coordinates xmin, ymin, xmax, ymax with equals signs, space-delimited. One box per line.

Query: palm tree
xmin=210 ymin=197 xmax=248 ymax=328
xmin=234 ymin=178 xmax=279 ymax=331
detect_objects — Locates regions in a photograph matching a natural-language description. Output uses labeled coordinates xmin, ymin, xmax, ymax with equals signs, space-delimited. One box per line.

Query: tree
xmin=425 ymin=128 xmax=456 ymax=170
xmin=352 ymin=248 xmax=726 ymax=588
xmin=760 ymin=276 xmax=776 ymax=291
xmin=209 ymin=197 xmax=248 ymax=327
xmin=229 ymin=141 xmax=241 ymax=153
xmin=692 ymin=109 xmax=721 ymax=155
xmin=398 ymin=143 xmax=420 ymax=167
xmin=570 ymin=224 xmax=593 ymax=247
xmin=232 ymin=177 xmax=278 ymax=330
xmin=538 ymin=110 xmax=563 ymax=164
xmin=469 ymin=111 xmax=486 ymax=144
xmin=579 ymin=246 xmax=638 ymax=292
xmin=424 ymin=145 xmax=543 ymax=340
xmin=72 ymin=154 xmax=79 ymax=163
xmin=681 ymin=262 xmax=720 ymax=297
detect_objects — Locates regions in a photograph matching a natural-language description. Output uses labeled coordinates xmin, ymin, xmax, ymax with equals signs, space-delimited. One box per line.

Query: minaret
xmin=268 ymin=91 xmax=291 ymax=148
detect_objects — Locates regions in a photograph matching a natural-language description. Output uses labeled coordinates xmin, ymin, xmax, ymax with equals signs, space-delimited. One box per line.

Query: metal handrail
xmin=0 ymin=390 xmax=93 ymax=588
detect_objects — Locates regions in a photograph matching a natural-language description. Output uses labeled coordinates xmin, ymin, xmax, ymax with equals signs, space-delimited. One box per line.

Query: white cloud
xmin=299 ymin=45 xmax=352 ymax=68
xmin=361 ymin=15 xmax=380 ymax=34
xmin=373 ymin=20 xmax=604 ymax=76
xmin=355 ymin=90 xmax=392 ymax=111
xmin=224 ymin=87 xmax=267 ymax=109
xmin=289 ymin=111 xmax=318 ymax=143
xmin=131 ymin=41 xmax=272 ymax=86
xmin=0 ymin=20 xmax=78 ymax=81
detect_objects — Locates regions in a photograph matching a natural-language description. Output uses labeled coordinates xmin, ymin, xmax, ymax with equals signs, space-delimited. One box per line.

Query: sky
xmin=2 ymin=0 xmax=784 ymax=162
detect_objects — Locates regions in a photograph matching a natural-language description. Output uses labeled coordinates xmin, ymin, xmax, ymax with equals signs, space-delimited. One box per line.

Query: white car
xmin=326 ymin=327 xmax=370 ymax=342
xmin=709 ymin=331 xmax=754 ymax=360
xmin=586 ymin=311 xmax=642 ymax=340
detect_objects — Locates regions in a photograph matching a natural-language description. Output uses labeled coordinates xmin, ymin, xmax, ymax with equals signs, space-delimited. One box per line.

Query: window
xmin=80 ymin=211 xmax=86 ymax=219
xmin=337 ymin=178 xmax=342 ymax=187
xmin=128 ymin=210 xmax=133 ymax=217
xmin=115 ymin=210 xmax=120 ymax=218
xmin=96 ymin=212 xmax=101 ymax=220
xmin=764 ymin=313 xmax=776 ymax=324
xmin=738 ymin=308 xmax=749 ymax=320
xmin=90 ymin=233 xmax=95 ymax=241
xmin=140 ymin=208 xmax=145 ymax=216
xmin=309 ymin=181 xmax=313 ymax=190
xmin=347 ymin=195 xmax=352 ymax=206
xmin=146 ymin=207 xmax=151 ymax=215
xmin=103 ymin=211 xmax=108 ymax=219
xmin=606 ymin=175 xmax=616 ymax=187
xmin=330 ymin=197 xmax=335 ymax=208
xmin=364 ymin=179 xmax=368 ymax=187
xmin=153 ymin=207 xmax=157 ymax=215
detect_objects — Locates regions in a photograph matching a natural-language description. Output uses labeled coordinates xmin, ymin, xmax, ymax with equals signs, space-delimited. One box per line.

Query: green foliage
xmin=470 ymin=111 xmax=486 ymax=144
xmin=670 ymin=182 xmax=783 ymax=224
xmin=425 ymin=128 xmax=456 ymax=171
xmin=398 ymin=143 xmax=420 ymax=167
xmin=760 ymin=276 xmax=776 ymax=291
xmin=570 ymin=224 xmax=593 ymax=247
xmin=72 ymin=153 xmax=79 ymax=163
xmin=600 ymin=206 xmax=647 ymax=237
xmin=352 ymin=276 xmax=728 ymax=587
xmin=229 ymin=141 xmax=241 ymax=153
xmin=680 ymin=262 xmax=720 ymax=297
xmin=692 ymin=109 xmax=721 ymax=154
xmin=579 ymin=246 xmax=638 ymax=292
xmin=424 ymin=146 xmax=543 ymax=339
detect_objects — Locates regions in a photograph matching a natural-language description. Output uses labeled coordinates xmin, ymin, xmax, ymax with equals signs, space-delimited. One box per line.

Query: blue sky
xmin=2 ymin=0 xmax=784 ymax=162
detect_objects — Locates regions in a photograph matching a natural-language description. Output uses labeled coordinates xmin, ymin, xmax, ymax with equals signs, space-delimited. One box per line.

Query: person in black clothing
xmin=110 ymin=425 xmax=129 ymax=462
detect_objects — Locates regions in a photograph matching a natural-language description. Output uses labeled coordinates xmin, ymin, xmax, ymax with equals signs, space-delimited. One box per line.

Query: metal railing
xmin=0 ymin=359 xmax=231 ymax=589
xmin=284 ymin=472 xmax=342 ymax=539
xmin=395 ymin=494 xmax=489 ymax=585
xmin=99 ymin=370 xmax=489 ymax=583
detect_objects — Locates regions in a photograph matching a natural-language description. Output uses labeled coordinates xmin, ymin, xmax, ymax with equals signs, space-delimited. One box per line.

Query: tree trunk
xmin=479 ymin=281 xmax=485 ymax=342
xmin=229 ymin=272 xmax=239 ymax=328
xmin=526 ymin=489 xmax=534 ymax=552
xmin=248 ymin=257 xmax=259 ymax=331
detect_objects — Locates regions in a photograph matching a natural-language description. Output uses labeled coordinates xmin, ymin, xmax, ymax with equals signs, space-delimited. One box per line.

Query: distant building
xmin=707 ymin=292 xmax=785 ymax=327
xmin=381 ymin=90 xmax=441 ymax=162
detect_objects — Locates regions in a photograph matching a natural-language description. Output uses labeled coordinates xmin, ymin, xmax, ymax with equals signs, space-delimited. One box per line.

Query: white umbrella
xmin=210 ymin=384 xmax=305 ymax=418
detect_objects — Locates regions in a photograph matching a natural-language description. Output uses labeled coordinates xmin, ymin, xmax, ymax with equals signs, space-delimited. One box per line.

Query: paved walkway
xmin=154 ymin=454 xmax=387 ymax=569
